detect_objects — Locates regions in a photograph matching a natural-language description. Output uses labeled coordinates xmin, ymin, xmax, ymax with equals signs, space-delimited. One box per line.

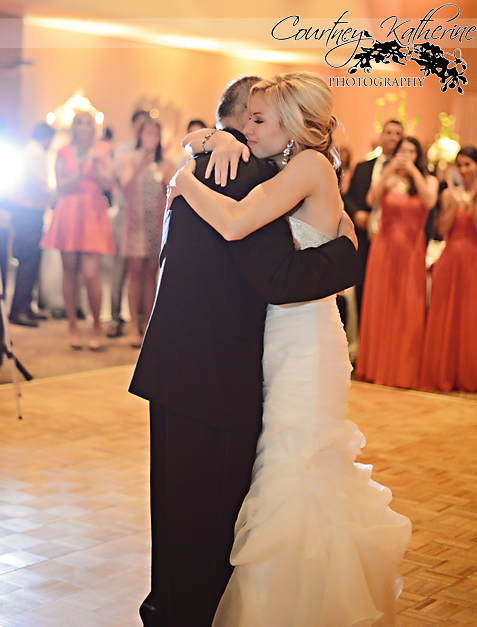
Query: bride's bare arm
xmin=181 ymin=128 xmax=249 ymax=185
xmin=175 ymin=150 xmax=341 ymax=241
xmin=181 ymin=127 xmax=215 ymax=155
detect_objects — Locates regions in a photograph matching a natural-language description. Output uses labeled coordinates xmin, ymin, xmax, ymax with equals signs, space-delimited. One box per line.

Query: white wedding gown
xmin=213 ymin=216 xmax=412 ymax=627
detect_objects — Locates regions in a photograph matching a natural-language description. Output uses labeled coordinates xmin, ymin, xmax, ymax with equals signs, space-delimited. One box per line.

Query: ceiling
xmin=0 ymin=1 xmax=475 ymax=67
xmin=0 ymin=0 xmax=474 ymax=20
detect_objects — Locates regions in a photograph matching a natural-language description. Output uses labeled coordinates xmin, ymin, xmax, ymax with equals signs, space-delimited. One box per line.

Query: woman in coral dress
xmin=42 ymin=111 xmax=114 ymax=349
xmin=120 ymin=118 xmax=174 ymax=347
xmin=356 ymin=137 xmax=438 ymax=388
xmin=420 ymin=146 xmax=477 ymax=392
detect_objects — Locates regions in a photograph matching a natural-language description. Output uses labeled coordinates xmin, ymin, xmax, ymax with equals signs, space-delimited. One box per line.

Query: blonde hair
xmin=70 ymin=110 xmax=101 ymax=145
xmin=249 ymin=72 xmax=339 ymax=169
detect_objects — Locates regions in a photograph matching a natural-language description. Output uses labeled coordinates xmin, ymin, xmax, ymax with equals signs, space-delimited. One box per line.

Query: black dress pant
xmin=9 ymin=207 xmax=44 ymax=317
xmin=140 ymin=404 xmax=261 ymax=627
xmin=0 ymin=226 xmax=9 ymax=365
xmin=354 ymin=226 xmax=370 ymax=320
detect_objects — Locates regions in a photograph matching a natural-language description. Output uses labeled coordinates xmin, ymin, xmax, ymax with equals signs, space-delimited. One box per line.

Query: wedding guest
xmin=41 ymin=111 xmax=114 ymax=350
xmin=106 ymin=110 xmax=149 ymax=338
xmin=187 ymin=119 xmax=207 ymax=133
xmin=338 ymin=146 xmax=353 ymax=197
xmin=356 ymin=136 xmax=438 ymax=388
xmin=8 ymin=123 xmax=55 ymax=327
xmin=120 ymin=118 xmax=175 ymax=348
xmin=0 ymin=211 xmax=9 ymax=365
xmin=174 ymin=119 xmax=208 ymax=170
xmin=420 ymin=146 xmax=477 ymax=392
xmin=344 ymin=120 xmax=404 ymax=317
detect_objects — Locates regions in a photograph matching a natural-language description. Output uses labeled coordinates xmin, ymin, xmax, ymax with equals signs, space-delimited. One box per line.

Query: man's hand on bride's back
xmin=337 ymin=210 xmax=359 ymax=249
xmin=204 ymin=131 xmax=250 ymax=187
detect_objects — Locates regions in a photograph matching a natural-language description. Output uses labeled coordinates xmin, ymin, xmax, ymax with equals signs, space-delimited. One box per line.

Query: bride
xmin=171 ymin=72 xmax=411 ymax=627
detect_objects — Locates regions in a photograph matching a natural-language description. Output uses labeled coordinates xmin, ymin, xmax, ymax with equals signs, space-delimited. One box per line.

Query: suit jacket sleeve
xmin=228 ymin=219 xmax=363 ymax=305
xmin=189 ymin=149 xmax=363 ymax=305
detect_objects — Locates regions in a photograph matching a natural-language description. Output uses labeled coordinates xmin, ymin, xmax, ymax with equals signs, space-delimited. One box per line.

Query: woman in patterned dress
xmin=120 ymin=118 xmax=175 ymax=347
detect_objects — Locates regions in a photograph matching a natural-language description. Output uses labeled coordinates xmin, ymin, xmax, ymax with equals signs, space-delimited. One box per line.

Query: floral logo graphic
xmin=271 ymin=4 xmax=473 ymax=94
xmin=348 ymin=40 xmax=467 ymax=94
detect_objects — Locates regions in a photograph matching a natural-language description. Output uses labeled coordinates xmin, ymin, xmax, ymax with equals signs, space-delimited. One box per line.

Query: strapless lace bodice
xmin=288 ymin=215 xmax=334 ymax=250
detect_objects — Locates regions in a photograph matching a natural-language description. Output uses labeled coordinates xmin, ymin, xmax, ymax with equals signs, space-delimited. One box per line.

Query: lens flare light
xmin=0 ymin=140 xmax=23 ymax=197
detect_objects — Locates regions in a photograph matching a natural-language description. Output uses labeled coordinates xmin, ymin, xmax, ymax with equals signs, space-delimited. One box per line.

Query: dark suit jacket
xmin=343 ymin=158 xmax=377 ymax=267
xmin=343 ymin=158 xmax=376 ymax=219
xmin=129 ymin=130 xmax=363 ymax=434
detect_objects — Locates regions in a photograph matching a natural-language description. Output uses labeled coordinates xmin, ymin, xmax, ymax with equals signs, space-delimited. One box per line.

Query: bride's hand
xmin=204 ymin=131 xmax=250 ymax=187
xmin=166 ymin=158 xmax=196 ymax=210
xmin=337 ymin=210 xmax=358 ymax=249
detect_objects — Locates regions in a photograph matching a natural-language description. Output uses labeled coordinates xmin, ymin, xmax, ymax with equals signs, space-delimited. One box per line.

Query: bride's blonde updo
xmin=249 ymin=71 xmax=339 ymax=169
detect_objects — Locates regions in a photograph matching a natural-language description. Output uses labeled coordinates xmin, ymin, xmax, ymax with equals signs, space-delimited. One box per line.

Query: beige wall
xmin=329 ymin=65 xmax=455 ymax=161
xmin=20 ymin=24 xmax=474 ymax=162
xmin=0 ymin=14 xmax=23 ymax=133
xmin=21 ymin=25 xmax=289 ymax=149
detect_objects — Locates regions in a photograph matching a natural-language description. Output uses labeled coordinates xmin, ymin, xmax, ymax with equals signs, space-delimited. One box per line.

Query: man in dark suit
xmin=8 ymin=123 xmax=55 ymax=326
xmin=129 ymin=76 xmax=363 ymax=627
xmin=344 ymin=119 xmax=403 ymax=317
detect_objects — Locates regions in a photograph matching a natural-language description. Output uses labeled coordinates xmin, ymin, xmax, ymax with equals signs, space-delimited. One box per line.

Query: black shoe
xmin=9 ymin=313 xmax=39 ymax=328
xmin=27 ymin=309 xmax=48 ymax=321
xmin=106 ymin=319 xmax=125 ymax=338
xmin=139 ymin=595 xmax=166 ymax=626
xmin=50 ymin=308 xmax=66 ymax=319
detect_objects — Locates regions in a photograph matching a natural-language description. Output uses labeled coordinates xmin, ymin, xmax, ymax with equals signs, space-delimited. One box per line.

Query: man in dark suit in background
xmin=129 ymin=76 xmax=363 ymax=627
xmin=8 ymin=123 xmax=55 ymax=327
xmin=344 ymin=119 xmax=403 ymax=317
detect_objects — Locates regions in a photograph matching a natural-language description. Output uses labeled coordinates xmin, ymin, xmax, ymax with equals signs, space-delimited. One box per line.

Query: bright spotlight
xmin=95 ymin=112 xmax=104 ymax=125
xmin=0 ymin=141 xmax=23 ymax=198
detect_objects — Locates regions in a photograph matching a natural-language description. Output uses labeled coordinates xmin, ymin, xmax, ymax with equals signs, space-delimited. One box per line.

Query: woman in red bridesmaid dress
xmin=420 ymin=147 xmax=477 ymax=392
xmin=356 ymin=137 xmax=438 ymax=388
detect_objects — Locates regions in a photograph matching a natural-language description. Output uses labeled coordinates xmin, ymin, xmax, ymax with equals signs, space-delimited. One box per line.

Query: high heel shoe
xmin=128 ymin=331 xmax=143 ymax=349
xmin=69 ymin=332 xmax=83 ymax=350
xmin=87 ymin=338 xmax=103 ymax=351
xmin=88 ymin=331 xmax=103 ymax=351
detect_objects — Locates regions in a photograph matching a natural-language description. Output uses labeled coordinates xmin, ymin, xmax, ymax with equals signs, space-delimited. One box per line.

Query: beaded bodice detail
xmin=288 ymin=215 xmax=334 ymax=250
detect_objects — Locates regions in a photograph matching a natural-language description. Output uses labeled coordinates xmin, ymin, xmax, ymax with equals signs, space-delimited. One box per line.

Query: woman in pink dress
xmin=420 ymin=146 xmax=477 ymax=392
xmin=356 ymin=137 xmax=438 ymax=388
xmin=42 ymin=111 xmax=114 ymax=349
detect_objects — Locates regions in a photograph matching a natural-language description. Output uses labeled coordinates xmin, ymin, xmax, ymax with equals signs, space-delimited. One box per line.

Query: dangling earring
xmin=282 ymin=139 xmax=294 ymax=166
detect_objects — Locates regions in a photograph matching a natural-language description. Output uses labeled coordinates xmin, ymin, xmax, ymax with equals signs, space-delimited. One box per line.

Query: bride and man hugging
xmin=130 ymin=72 xmax=411 ymax=627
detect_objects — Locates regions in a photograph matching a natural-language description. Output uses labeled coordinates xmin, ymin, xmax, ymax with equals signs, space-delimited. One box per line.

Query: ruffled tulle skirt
xmin=213 ymin=298 xmax=411 ymax=627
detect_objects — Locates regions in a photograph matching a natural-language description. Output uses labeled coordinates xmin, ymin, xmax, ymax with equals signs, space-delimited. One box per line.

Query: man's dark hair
xmin=187 ymin=119 xmax=206 ymax=132
xmin=102 ymin=126 xmax=114 ymax=142
xmin=31 ymin=123 xmax=55 ymax=141
xmin=382 ymin=119 xmax=403 ymax=131
xmin=216 ymin=76 xmax=262 ymax=127
xmin=131 ymin=110 xmax=148 ymax=124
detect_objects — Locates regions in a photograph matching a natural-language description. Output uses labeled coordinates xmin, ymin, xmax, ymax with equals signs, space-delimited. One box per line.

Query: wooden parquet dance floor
xmin=0 ymin=366 xmax=476 ymax=626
